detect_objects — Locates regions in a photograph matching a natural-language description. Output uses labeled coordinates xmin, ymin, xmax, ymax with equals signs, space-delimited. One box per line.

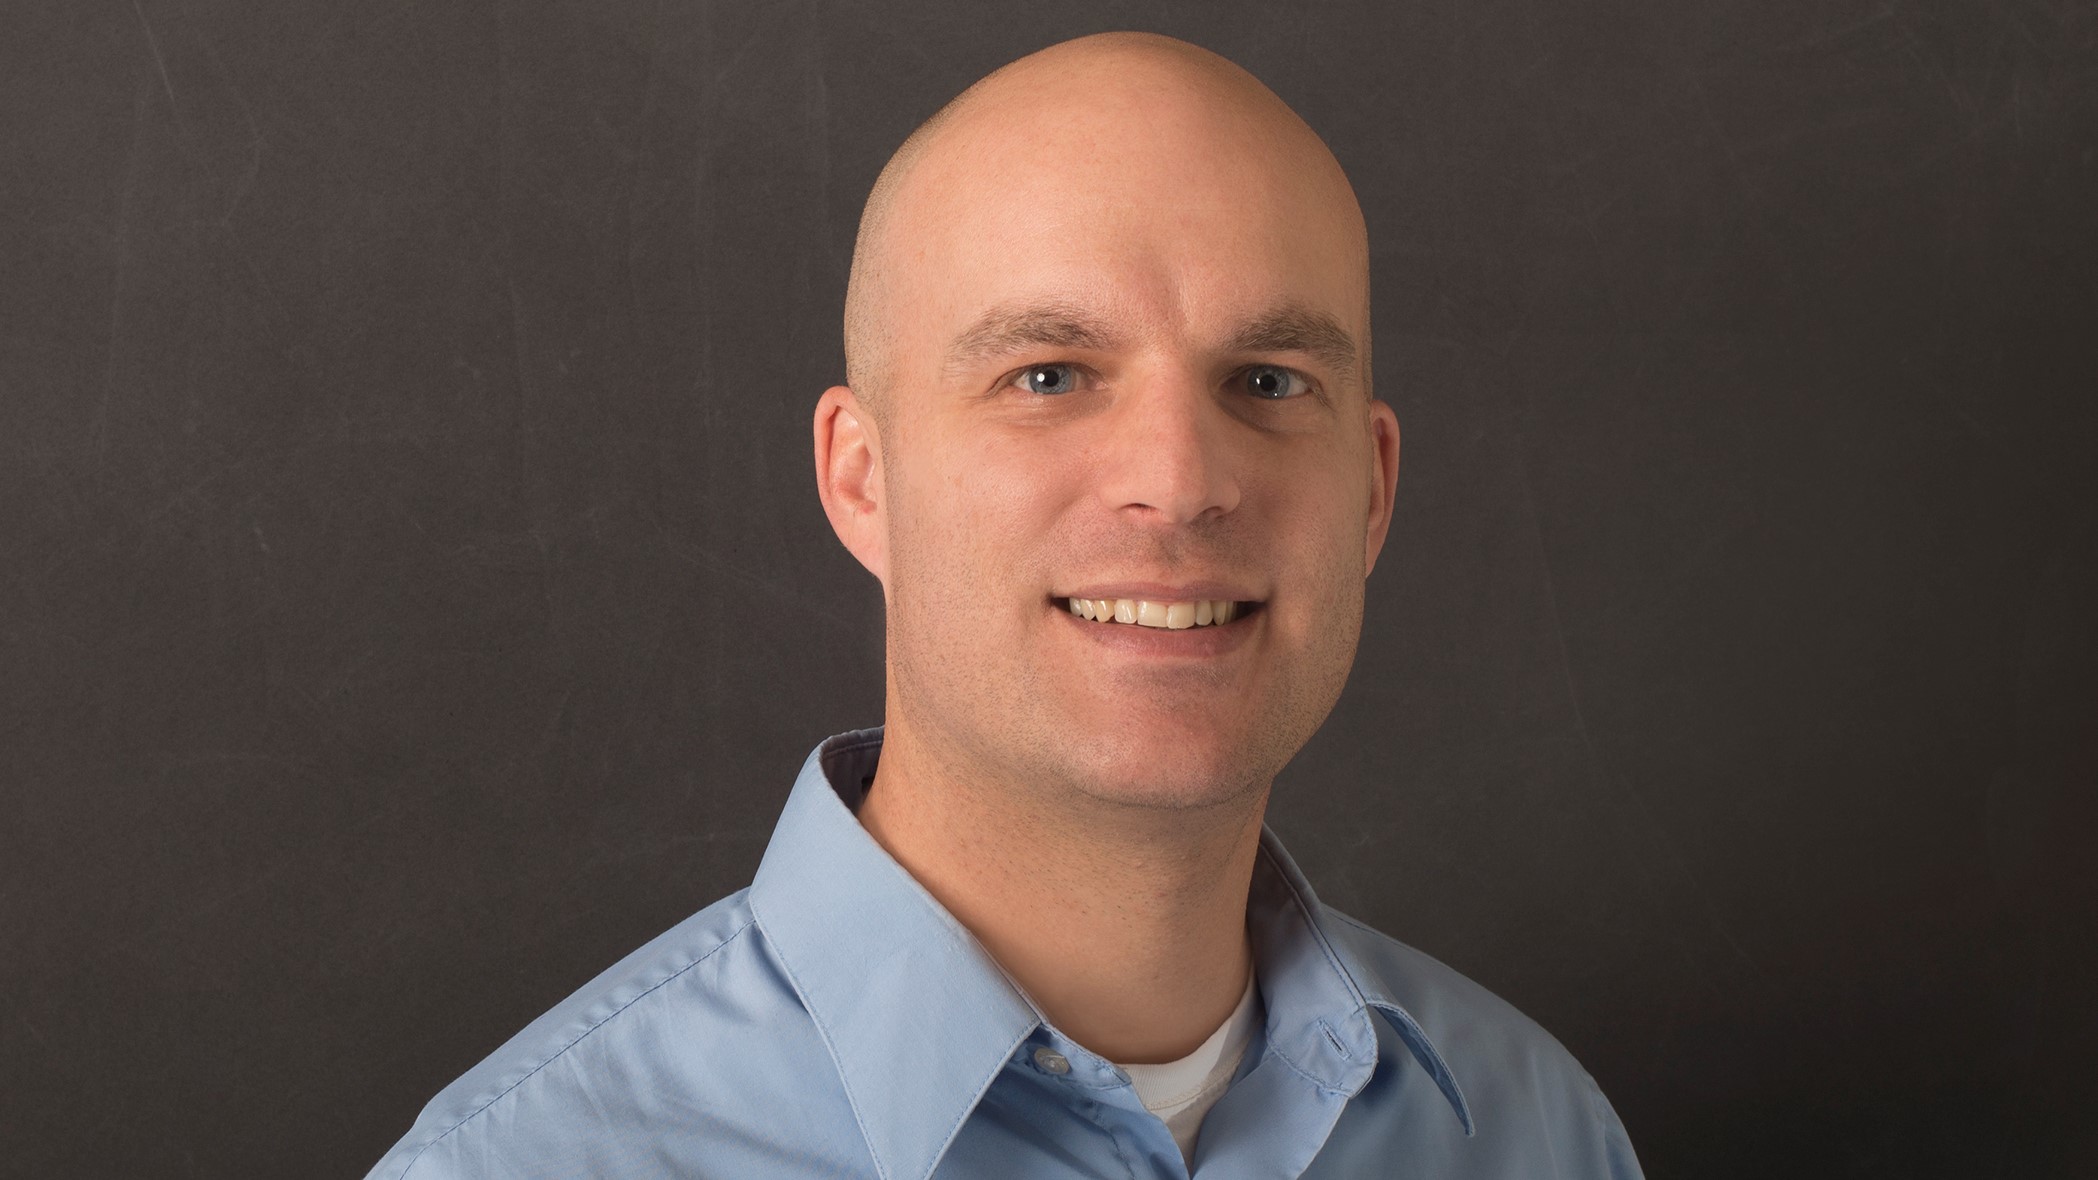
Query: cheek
xmin=887 ymin=438 xmax=1072 ymax=589
xmin=1262 ymin=454 xmax=1369 ymax=592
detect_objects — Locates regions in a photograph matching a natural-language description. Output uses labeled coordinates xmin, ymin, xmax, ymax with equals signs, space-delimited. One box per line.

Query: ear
xmin=814 ymin=385 xmax=889 ymax=586
xmin=1362 ymin=399 xmax=1401 ymax=576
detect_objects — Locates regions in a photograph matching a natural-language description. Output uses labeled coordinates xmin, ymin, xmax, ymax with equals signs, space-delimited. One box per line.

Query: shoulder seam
xmin=391 ymin=911 xmax=760 ymax=1178
xmin=1585 ymin=1067 xmax=1618 ymax=1135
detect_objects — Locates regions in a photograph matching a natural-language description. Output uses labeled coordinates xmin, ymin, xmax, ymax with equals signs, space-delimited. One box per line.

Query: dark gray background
xmin=5 ymin=1 xmax=2094 ymax=1176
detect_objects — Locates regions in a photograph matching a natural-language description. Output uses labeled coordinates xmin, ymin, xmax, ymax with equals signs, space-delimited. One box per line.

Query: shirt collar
xmin=749 ymin=729 xmax=1471 ymax=1179
xmin=1248 ymin=817 xmax=1477 ymax=1136
xmin=749 ymin=729 xmax=1039 ymax=1180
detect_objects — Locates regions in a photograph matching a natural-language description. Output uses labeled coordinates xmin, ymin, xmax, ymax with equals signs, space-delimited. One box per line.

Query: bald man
xmin=368 ymin=33 xmax=1641 ymax=1180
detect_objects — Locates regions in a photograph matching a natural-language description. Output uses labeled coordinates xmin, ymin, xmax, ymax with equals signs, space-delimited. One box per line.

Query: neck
xmin=856 ymin=716 xmax=1266 ymax=1064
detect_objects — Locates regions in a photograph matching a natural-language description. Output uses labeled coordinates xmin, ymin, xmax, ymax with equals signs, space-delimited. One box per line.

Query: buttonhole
xmin=1320 ymin=1021 xmax=1351 ymax=1060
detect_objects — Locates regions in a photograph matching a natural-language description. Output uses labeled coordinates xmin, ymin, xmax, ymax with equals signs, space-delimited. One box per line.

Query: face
xmin=823 ymin=71 xmax=1399 ymax=815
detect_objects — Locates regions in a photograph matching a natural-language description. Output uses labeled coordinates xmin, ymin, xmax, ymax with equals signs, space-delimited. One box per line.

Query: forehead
xmin=886 ymin=82 xmax=1367 ymax=364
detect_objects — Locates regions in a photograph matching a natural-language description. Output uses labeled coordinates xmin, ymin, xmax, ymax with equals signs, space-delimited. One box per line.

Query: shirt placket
xmin=1025 ymin=1032 xmax=1192 ymax=1180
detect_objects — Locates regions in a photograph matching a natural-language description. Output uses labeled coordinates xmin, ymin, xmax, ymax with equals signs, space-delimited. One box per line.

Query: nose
xmin=1093 ymin=368 xmax=1242 ymax=524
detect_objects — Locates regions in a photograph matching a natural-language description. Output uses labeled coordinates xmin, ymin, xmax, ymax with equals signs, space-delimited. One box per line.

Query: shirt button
xmin=1033 ymin=1047 xmax=1071 ymax=1075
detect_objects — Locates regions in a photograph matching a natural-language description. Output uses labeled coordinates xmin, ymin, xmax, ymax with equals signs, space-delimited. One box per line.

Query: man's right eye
xmin=1013 ymin=364 xmax=1081 ymax=395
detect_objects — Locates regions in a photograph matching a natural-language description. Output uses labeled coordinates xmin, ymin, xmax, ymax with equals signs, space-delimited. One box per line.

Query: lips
xmin=1054 ymin=579 xmax=1261 ymax=602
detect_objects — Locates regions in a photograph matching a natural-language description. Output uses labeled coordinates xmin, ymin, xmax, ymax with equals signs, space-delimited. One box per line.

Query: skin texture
xmin=813 ymin=32 xmax=1401 ymax=1064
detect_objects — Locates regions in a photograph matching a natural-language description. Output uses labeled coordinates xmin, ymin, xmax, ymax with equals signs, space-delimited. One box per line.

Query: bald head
xmin=843 ymin=32 xmax=1371 ymax=421
xmin=812 ymin=33 xmax=1402 ymax=830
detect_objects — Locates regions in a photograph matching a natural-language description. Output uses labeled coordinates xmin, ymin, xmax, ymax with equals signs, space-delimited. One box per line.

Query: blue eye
xmin=1243 ymin=366 xmax=1308 ymax=399
xmin=1018 ymin=364 xmax=1080 ymax=395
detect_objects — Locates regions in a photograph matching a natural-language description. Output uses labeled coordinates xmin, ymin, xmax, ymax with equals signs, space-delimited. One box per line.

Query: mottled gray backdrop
xmin=4 ymin=1 xmax=2094 ymax=1176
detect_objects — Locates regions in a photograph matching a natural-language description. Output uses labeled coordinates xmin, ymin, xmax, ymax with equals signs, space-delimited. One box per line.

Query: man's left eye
xmin=1242 ymin=366 xmax=1310 ymax=399
xmin=1015 ymin=364 xmax=1082 ymax=395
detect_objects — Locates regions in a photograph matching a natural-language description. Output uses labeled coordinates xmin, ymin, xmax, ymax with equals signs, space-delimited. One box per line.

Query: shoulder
xmin=367 ymin=888 xmax=835 ymax=1180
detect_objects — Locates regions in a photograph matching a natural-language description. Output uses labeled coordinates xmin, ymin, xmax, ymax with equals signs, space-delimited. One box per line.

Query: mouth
xmin=1055 ymin=595 xmax=1262 ymax=630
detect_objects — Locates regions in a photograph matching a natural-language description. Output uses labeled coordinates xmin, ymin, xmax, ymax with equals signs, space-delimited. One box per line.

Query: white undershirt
xmin=1115 ymin=970 xmax=1263 ymax=1170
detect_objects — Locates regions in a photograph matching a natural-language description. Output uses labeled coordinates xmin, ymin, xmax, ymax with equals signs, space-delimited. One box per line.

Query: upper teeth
xmin=1066 ymin=598 xmax=1240 ymax=629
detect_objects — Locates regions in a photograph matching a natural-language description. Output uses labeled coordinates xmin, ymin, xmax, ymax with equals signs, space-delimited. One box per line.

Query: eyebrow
xmin=1224 ymin=304 xmax=1360 ymax=383
xmin=943 ymin=302 xmax=1124 ymax=377
xmin=942 ymin=299 xmax=1361 ymax=383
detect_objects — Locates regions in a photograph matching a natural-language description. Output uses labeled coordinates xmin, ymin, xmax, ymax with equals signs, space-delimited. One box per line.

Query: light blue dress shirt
xmin=368 ymin=728 xmax=1642 ymax=1179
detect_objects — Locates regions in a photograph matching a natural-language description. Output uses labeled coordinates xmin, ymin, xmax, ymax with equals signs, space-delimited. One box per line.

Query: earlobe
xmin=1362 ymin=401 xmax=1401 ymax=576
xmin=813 ymin=386 xmax=889 ymax=584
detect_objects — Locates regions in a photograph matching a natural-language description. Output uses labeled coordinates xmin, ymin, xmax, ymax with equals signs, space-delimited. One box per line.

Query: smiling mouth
xmin=1060 ymin=597 xmax=1257 ymax=630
